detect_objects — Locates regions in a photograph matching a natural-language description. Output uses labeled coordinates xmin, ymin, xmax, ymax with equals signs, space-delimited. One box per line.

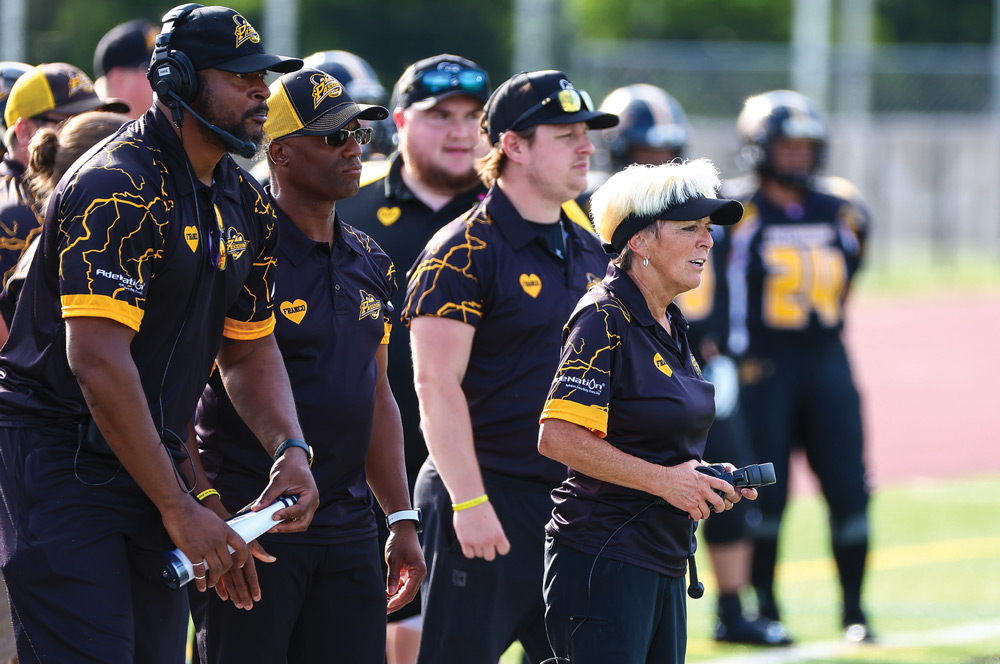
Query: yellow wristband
xmin=196 ymin=488 xmax=220 ymax=503
xmin=452 ymin=493 xmax=489 ymax=512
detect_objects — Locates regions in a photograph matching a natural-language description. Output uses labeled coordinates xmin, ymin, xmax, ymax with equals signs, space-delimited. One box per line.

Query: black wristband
xmin=273 ymin=438 xmax=313 ymax=468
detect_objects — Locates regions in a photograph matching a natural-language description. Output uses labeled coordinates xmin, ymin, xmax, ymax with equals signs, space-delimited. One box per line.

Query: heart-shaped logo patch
xmin=377 ymin=206 xmax=401 ymax=226
xmin=653 ymin=353 xmax=673 ymax=377
xmin=519 ymin=273 xmax=542 ymax=298
xmin=184 ymin=226 xmax=199 ymax=252
xmin=280 ymin=299 xmax=308 ymax=324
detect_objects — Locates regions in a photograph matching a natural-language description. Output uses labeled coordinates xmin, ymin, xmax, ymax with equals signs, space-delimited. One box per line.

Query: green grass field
xmin=502 ymin=475 xmax=1000 ymax=663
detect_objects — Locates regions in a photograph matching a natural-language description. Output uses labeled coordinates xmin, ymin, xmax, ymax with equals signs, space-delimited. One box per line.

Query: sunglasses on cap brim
xmin=418 ymin=68 xmax=488 ymax=95
xmin=509 ymin=88 xmax=595 ymax=133
xmin=324 ymin=126 xmax=372 ymax=147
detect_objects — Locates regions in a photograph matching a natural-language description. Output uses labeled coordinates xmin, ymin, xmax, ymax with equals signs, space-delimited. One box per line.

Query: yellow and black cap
xmin=392 ymin=54 xmax=490 ymax=111
xmin=170 ymin=6 xmax=301 ymax=74
xmin=265 ymin=68 xmax=389 ymax=140
xmin=484 ymin=70 xmax=618 ymax=145
xmin=4 ymin=63 xmax=130 ymax=128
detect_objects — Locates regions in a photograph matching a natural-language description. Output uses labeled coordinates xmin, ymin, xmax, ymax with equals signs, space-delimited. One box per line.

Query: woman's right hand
xmin=453 ymin=501 xmax=511 ymax=561
xmin=657 ymin=459 xmax=734 ymax=520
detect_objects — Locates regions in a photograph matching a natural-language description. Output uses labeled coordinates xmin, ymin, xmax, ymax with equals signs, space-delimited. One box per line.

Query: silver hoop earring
xmin=642 ymin=256 xmax=649 ymax=267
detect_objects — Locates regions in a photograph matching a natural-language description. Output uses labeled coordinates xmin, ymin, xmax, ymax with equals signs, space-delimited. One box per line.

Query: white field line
xmin=698 ymin=619 xmax=1000 ymax=664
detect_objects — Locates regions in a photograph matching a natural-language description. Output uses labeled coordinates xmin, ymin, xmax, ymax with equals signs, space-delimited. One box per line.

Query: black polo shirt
xmin=541 ymin=263 xmax=716 ymax=576
xmin=402 ymin=185 xmax=607 ymax=486
xmin=196 ymin=198 xmax=395 ymax=544
xmin=0 ymin=156 xmax=41 ymax=288
xmin=0 ymin=107 xmax=278 ymax=451
xmin=336 ymin=153 xmax=486 ymax=481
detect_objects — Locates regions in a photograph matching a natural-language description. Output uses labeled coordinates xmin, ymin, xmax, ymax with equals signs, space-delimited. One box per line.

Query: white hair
xmin=591 ymin=158 xmax=723 ymax=245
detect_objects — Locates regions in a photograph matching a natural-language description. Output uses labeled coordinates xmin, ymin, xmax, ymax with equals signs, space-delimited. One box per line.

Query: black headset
xmin=147 ymin=3 xmax=203 ymax=107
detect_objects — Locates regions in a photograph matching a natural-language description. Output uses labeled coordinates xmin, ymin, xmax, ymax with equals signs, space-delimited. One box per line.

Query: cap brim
xmin=406 ymin=89 xmax=488 ymax=111
xmin=662 ymin=197 xmax=744 ymax=226
xmin=53 ymin=96 xmax=131 ymax=116
xmin=216 ymin=53 xmax=303 ymax=75
xmin=293 ymin=102 xmax=389 ymax=136
xmin=530 ymin=109 xmax=619 ymax=131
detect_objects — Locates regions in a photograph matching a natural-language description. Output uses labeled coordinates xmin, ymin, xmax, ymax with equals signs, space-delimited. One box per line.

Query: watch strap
xmin=273 ymin=438 xmax=313 ymax=468
xmin=386 ymin=508 xmax=422 ymax=533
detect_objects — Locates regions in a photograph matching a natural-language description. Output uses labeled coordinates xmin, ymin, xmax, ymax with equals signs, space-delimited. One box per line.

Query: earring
xmin=642 ymin=256 xmax=649 ymax=267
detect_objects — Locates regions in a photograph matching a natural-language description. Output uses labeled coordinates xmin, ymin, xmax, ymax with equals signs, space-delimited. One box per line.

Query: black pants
xmin=543 ymin=535 xmax=687 ymax=664
xmin=0 ymin=425 xmax=188 ymax=664
xmin=191 ymin=536 xmax=385 ymax=664
xmin=414 ymin=463 xmax=553 ymax=664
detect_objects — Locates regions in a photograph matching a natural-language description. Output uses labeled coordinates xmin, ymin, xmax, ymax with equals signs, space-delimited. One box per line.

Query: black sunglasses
xmin=324 ymin=126 xmax=372 ymax=147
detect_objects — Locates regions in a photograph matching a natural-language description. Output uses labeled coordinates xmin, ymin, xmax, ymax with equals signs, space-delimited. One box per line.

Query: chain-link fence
xmin=572 ymin=40 xmax=1000 ymax=268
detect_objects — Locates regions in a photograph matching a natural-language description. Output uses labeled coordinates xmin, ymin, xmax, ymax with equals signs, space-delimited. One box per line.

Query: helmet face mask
xmin=599 ymin=84 xmax=690 ymax=171
xmin=737 ymin=89 xmax=828 ymax=187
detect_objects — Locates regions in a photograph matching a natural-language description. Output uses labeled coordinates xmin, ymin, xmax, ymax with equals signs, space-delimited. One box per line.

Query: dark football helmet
xmin=736 ymin=89 xmax=827 ymax=186
xmin=598 ymin=84 xmax=690 ymax=171
xmin=301 ymin=50 xmax=394 ymax=157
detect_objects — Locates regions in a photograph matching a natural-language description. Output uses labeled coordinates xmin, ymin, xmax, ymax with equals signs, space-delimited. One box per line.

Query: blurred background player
xmin=302 ymin=49 xmax=395 ymax=159
xmin=598 ymin=82 xmax=791 ymax=646
xmin=0 ymin=62 xmax=31 ymax=156
xmin=92 ymin=18 xmax=158 ymax=119
xmin=0 ymin=62 xmax=128 ymax=287
xmin=336 ymin=53 xmax=491 ymax=664
xmin=722 ymin=89 xmax=873 ymax=643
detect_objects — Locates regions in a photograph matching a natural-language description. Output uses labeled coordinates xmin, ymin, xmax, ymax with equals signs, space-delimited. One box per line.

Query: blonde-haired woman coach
xmin=538 ymin=159 xmax=757 ymax=664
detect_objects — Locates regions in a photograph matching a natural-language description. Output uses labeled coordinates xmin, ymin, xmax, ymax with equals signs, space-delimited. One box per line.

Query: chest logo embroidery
xmin=653 ymin=353 xmax=673 ymax=377
xmin=519 ymin=273 xmax=542 ymax=298
xmin=280 ymin=299 xmax=308 ymax=324
xmin=377 ymin=206 xmax=401 ymax=226
xmin=225 ymin=227 xmax=248 ymax=260
xmin=184 ymin=226 xmax=199 ymax=252
xmin=359 ymin=289 xmax=381 ymax=320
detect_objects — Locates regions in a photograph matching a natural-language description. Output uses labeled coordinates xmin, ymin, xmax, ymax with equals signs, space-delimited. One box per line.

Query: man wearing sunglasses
xmin=403 ymin=70 xmax=618 ymax=664
xmin=337 ymin=53 xmax=492 ymax=661
xmin=187 ymin=67 xmax=425 ymax=664
xmin=0 ymin=62 xmax=129 ymax=292
xmin=0 ymin=7 xmax=320 ymax=662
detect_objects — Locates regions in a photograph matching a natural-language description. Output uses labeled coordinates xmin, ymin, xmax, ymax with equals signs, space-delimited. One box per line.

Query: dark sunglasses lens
xmin=456 ymin=70 xmax=486 ymax=92
xmin=421 ymin=71 xmax=452 ymax=92
xmin=355 ymin=126 xmax=372 ymax=145
xmin=326 ymin=130 xmax=350 ymax=147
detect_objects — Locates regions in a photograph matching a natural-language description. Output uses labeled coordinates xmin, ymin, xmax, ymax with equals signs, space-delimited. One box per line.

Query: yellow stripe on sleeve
xmin=61 ymin=294 xmax=143 ymax=332
xmin=223 ymin=314 xmax=276 ymax=340
xmin=540 ymin=398 xmax=608 ymax=439
xmin=381 ymin=321 xmax=391 ymax=345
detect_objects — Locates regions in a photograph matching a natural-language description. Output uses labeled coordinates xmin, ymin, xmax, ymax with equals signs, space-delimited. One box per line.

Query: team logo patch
xmin=519 ymin=273 xmax=542 ymax=298
xmin=690 ymin=354 xmax=703 ymax=377
xmin=280 ymin=299 xmax=307 ymax=324
xmin=184 ymin=226 xmax=199 ymax=252
xmin=232 ymin=14 xmax=261 ymax=48
xmin=377 ymin=206 xmax=401 ymax=226
xmin=653 ymin=353 xmax=673 ymax=377
xmin=67 ymin=72 xmax=93 ymax=96
xmin=359 ymin=289 xmax=381 ymax=321
xmin=586 ymin=272 xmax=602 ymax=289
xmin=225 ymin=227 xmax=248 ymax=260
xmin=310 ymin=73 xmax=343 ymax=109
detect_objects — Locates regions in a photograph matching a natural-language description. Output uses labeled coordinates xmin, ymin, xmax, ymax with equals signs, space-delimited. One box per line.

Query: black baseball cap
xmin=484 ymin=70 xmax=618 ymax=145
xmin=265 ymin=68 xmax=389 ymax=140
xmin=169 ymin=5 xmax=302 ymax=75
xmin=93 ymin=19 xmax=158 ymax=79
xmin=392 ymin=54 xmax=490 ymax=111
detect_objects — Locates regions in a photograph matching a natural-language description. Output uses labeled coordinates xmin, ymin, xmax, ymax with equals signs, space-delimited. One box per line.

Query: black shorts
xmin=414 ymin=462 xmax=554 ymax=664
xmin=191 ymin=536 xmax=385 ymax=664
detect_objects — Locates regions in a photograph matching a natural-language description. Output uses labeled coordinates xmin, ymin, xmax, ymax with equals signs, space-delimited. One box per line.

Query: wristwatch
xmin=273 ymin=438 xmax=314 ymax=468
xmin=386 ymin=508 xmax=422 ymax=533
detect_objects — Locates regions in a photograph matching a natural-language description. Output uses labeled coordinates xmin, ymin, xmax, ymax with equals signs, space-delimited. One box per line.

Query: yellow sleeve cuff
xmin=540 ymin=398 xmax=607 ymax=439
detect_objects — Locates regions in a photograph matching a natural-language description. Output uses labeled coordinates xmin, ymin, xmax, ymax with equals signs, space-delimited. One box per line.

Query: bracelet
xmin=452 ymin=493 xmax=489 ymax=512
xmin=273 ymin=438 xmax=314 ymax=468
xmin=196 ymin=488 xmax=220 ymax=503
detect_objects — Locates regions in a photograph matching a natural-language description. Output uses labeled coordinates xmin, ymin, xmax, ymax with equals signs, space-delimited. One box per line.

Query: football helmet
xmin=736 ymin=89 xmax=827 ymax=185
xmin=598 ymin=84 xmax=690 ymax=171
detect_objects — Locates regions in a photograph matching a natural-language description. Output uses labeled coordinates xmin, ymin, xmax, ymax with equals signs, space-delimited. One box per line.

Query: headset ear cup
xmin=150 ymin=50 xmax=197 ymax=106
